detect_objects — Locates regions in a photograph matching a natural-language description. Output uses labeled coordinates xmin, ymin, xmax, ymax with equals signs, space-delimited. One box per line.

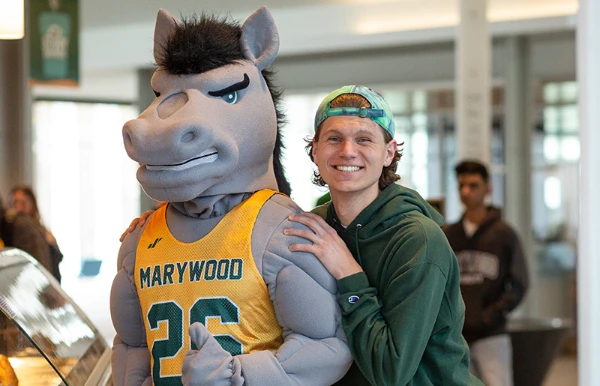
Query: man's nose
xmin=339 ymin=140 xmax=358 ymax=157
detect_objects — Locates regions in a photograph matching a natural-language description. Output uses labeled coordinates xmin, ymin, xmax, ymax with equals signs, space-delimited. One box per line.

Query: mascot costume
xmin=110 ymin=6 xmax=352 ymax=386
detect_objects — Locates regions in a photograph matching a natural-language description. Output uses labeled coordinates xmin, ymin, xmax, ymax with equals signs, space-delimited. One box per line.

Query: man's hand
xmin=119 ymin=209 xmax=156 ymax=242
xmin=285 ymin=212 xmax=362 ymax=280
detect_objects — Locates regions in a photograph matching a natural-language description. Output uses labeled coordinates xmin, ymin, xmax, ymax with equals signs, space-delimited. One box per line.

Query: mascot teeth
xmin=147 ymin=147 xmax=218 ymax=171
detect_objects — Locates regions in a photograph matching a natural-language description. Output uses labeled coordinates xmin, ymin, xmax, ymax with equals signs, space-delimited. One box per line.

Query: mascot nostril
xmin=110 ymin=6 xmax=352 ymax=386
xmin=181 ymin=131 xmax=196 ymax=144
xmin=122 ymin=121 xmax=138 ymax=151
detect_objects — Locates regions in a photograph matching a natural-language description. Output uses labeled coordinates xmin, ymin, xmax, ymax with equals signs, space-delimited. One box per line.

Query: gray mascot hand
xmin=182 ymin=322 xmax=243 ymax=386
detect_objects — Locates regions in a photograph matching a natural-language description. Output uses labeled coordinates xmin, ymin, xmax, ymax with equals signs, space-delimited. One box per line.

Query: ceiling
xmin=76 ymin=0 xmax=579 ymax=66
xmin=34 ymin=0 xmax=578 ymax=100
xmin=80 ymin=0 xmax=578 ymax=30
xmin=81 ymin=0 xmax=343 ymax=28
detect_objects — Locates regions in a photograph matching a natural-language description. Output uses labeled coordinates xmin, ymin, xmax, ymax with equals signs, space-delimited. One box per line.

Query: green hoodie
xmin=313 ymin=184 xmax=482 ymax=386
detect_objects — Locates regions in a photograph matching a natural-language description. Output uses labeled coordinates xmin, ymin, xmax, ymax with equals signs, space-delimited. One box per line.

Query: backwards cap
xmin=314 ymin=85 xmax=395 ymax=137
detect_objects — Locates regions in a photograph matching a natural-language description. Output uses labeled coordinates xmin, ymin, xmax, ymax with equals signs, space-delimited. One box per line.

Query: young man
xmin=285 ymin=85 xmax=482 ymax=385
xmin=444 ymin=160 xmax=529 ymax=386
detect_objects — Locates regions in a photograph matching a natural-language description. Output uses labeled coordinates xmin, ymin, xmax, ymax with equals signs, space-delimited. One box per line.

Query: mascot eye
xmin=222 ymin=91 xmax=238 ymax=104
xmin=209 ymin=74 xmax=249 ymax=104
xmin=153 ymin=90 xmax=161 ymax=97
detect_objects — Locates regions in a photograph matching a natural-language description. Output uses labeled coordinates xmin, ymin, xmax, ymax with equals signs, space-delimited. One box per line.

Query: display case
xmin=0 ymin=248 xmax=112 ymax=385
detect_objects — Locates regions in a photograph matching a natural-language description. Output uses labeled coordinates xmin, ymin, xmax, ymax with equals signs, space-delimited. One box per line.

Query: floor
xmin=544 ymin=355 xmax=578 ymax=386
xmin=61 ymin=273 xmax=579 ymax=386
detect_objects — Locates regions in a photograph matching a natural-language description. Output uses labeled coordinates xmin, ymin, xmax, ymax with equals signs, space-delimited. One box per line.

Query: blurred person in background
xmin=8 ymin=185 xmax=63 ymax=283
xmin=444 ymin=160 xmax=529 ymax=386
xmin=0 ymin=194 xmax=53 ymax=275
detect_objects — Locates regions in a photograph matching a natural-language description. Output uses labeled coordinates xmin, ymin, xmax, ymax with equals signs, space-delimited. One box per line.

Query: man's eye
xmin=221 ymin=91 xmax=238 ymax=104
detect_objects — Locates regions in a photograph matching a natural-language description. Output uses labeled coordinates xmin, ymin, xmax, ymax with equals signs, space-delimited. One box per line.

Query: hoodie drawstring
xmin=355 ymin=224 xmax=363 ymax=266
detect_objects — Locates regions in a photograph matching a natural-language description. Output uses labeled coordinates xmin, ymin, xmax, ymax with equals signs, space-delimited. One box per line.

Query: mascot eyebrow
xmin=209 ymin=73 xmax=250 ymax=97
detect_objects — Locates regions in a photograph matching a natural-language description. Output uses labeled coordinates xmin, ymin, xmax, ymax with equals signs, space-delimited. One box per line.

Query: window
xmin=532 ymin=81 xmax=579 ymax=241
xmin=280 ymin=94 xmax=328 ymax=210
xmin=32 ymin=101 xmax=140 ymax=280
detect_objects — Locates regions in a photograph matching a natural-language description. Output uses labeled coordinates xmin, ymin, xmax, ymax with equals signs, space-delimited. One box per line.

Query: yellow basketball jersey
xmin=135 ymin=189 xmax=284 ymax=385
xmin=0 ymin=239 xmax=4 ymax=248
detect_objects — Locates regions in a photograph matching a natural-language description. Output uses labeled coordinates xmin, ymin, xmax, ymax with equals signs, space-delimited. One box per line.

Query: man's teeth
xmin=336 ymin=166 xmax=360 ymax=172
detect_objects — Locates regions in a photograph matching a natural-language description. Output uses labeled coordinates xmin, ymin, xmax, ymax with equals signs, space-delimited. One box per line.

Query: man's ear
xmin=384 ymin=139 xmax=397 ymax=167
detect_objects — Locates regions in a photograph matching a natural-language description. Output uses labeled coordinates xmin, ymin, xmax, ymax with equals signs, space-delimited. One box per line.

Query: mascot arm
xmin=112 ymin=335 xmax=152 ymax=386
xmin=183 ymin=202 xmax=352 ymax=386
xmin=237 ymin=261 xmax=352 ymax=386
xmin=110 ymin=228 xmax=151 ymax=386
xmin=183 ymin=264 xmax=352 ymax=386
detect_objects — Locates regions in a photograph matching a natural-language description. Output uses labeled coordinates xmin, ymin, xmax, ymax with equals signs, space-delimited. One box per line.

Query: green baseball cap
xmin=314 ymin=85 xmax=395 ymax=137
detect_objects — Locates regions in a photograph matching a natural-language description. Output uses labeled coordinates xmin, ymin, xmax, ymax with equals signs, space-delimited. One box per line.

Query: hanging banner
xmin=30 ymin=0 xmax=79 ymax=86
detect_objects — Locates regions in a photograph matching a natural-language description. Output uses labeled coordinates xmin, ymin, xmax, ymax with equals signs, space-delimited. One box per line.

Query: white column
xmin=455 ymin=0 xmax=490 ymax=165
xmin=503 ymin=36 xmax=535 ymax=317
xmin=577 ymin=0 xmax=600 ymax=384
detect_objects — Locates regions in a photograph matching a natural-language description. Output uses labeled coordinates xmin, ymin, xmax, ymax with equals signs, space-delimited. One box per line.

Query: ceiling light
xmin=0 ymin=0 xmax=25 ymax=40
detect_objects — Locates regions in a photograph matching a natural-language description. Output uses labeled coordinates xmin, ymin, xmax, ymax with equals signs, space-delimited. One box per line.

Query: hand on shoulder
xmin=285 ymin=212 xmax=362 ymax=280
xmin=119 ymin=209 xmax=156 ymax=242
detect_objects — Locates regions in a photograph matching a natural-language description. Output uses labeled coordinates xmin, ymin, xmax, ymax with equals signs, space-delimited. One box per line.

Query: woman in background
xmin=8 ymin=185 xmax=63 ymax=283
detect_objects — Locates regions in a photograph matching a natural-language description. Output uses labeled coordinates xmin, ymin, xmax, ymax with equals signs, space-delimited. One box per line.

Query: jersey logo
xmin=148 ymin=238 xmax=163 ymax=249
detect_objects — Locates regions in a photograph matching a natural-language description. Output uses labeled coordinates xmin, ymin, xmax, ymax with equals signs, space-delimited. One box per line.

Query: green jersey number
xmin=147 ymin=297 xmax=242 ymax=385
xmin=190 ymin=298 xmax=243 ymax=355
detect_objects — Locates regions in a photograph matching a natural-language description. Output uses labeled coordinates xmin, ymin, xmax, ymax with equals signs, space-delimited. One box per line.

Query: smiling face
xmin=122 ymin=61 xmax=278 ymax=202
xmin=312 ymin=116 xmax=396 ymax=202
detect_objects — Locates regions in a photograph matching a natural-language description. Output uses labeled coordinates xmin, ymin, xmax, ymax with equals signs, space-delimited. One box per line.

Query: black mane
xmin=157 ymin=14 xmax=291 ymax=196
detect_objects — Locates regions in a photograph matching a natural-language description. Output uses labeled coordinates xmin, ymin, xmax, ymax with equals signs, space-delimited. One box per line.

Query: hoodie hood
xmin=323 ymin=183 xmax=445 ymax=236
xmin=459 ymin=205 xmax=502 ymax=237
xmin=479 ymin=206 xmax=502 ymax=228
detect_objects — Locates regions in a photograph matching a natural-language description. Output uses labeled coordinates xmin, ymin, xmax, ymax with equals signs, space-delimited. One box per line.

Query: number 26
xmin=147 ymin=297 xmax=242 ymax=385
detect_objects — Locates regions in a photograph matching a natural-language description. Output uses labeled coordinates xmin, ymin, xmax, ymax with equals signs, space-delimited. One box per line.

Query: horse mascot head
xmin=123 ymin=6 xmax=290 ymax=202
xmin=110 ymin=7 xmax=351 ymax=386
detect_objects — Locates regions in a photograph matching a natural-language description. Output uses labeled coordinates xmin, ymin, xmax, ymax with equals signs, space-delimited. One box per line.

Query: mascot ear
xmin=154 ymin=9 xmax=180 ymax=64
xmin=240 ymin=6 xmax=280 ymax=71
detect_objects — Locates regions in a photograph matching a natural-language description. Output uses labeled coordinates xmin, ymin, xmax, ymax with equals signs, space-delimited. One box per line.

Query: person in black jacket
xmin=444 ymin=160 xmax=529 ymax=386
